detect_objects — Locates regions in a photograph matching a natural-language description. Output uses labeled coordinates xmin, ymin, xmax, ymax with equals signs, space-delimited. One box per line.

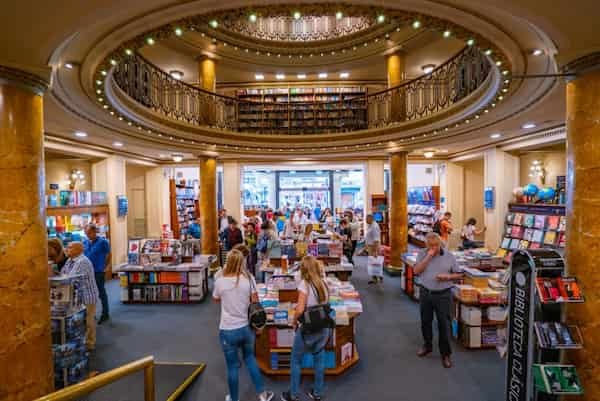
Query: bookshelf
xmin=236 ymin=87 xmax=368 ymax=134
xmin=370 ymin=193 xmax=389 ymax=246
xmin=170 ymin=179 xmax=199 ymax=239
xmin=407 ymin=186 xmax=441 ymax=248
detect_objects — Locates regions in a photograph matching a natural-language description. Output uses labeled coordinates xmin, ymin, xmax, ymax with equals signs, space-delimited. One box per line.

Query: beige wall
xmin=45 ymin=159 xmax=92 ymax=191
xmin=461 ymin=159 xmax=485 ymax=239
xmin=126 ymin=164 xmax=148 ymax=238
xmin=519 ymin=151 xmax=566 ymax=188
xmin=145 ymin=167 xmax=171 ymax=238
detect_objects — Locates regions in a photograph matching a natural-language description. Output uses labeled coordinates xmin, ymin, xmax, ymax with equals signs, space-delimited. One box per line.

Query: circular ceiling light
xmin=209 ymin=19 xmax=219 ymax=28
xmin=443 ymin=30 xmax=451 ymax=38
xmin=532 ymin=49 xmax=544 ymax=56
xmin=423 ymin=151 xmax=435 ymax=158
xmin=522 ymin=123 xmax=537 ymax=129
xmin=490 ymin=133 xmax=501 ymax=139
xmin=335 ymin=11 xmax=343 ymax=19
xmin=64 ymin=62 xmax=74 ymax=69
xmin=293 ymin=11 xmax=301 ymax=20
xmin=169 ymin=70 xmax=184 ymax=80
xmin=421 ymin=64 xmax=436 ymax=74
xmin=146 ymin=37 xmax=155 ymax=45
xmin=172 ymin=154 xmax=184 ymax=163
xmin=113 ymin=141 xmax=124 ymax=147
xmin=249 ymin=14 xmax=257 ymax=23
xmin=74 ymin=131 xmax=88 ymax=138
xmin=174 ymin=27 xmax=183 ymax=36
xmin=412 ymin=20 xmax=421 ymax=29
xmin=377 ymin=15 xmax=385 ymax=23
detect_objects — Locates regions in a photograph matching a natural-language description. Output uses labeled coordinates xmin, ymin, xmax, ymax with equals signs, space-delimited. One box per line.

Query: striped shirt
xmin=61 ymin=255 xmax=99 ymax=305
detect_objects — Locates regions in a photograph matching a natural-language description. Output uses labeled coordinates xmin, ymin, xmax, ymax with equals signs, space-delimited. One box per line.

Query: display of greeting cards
xmin=532 ymin=230 xmax=544 ymax=243
xmin=547 ymin=216 xmax=559 ymax=230
xmin=509 ymin=239 xmax=520 ymax=250
xmin=536 ymin=277 xmax=584 ymax=303
xmin=534 ymin=322 xmax=581 ymax=349
xmin=511 ymin=225 xmax=524 ymax=239
xmin=513 ymin=213 xmax=524 ymax=225
xmin=523 ymin=228 xmax=535 ymax=242
xmin=534 ymin=215 xmax=547 ymax=229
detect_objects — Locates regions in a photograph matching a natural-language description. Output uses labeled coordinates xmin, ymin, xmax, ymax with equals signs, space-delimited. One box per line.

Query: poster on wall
xmin=484 ymin=187 xmax=495 ymax=209
xmin=117 ymin=195 xmax=128 ymax=217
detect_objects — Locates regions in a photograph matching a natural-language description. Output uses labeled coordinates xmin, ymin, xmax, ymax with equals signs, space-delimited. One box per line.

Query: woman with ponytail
xmin=281 ymin=256 xmax=331 ymax=401
xmin=213 ymin=249 xmax=274 ymax=401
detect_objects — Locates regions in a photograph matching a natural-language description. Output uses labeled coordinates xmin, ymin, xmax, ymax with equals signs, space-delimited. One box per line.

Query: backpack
xmin=433 ymin=219 xmax=442 ymax=235
xmin=299 ymin=283 xmax=335 ymax=335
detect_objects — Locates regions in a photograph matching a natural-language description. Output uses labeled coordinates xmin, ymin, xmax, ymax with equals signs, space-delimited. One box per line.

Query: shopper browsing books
xmin=219 ymin=209 xmax=231 ymax=233
xmin=299 ymin=223 xmax=318 ymax=243
xmin=365 ymin=214 xmax=382 ymax=284
xmin=61 ymin=241 xmax=99 ymax=350
xmin=84 ymin=223 xmax=111 ymax=324
xmin=337 ymin=219 xmax=353 ymax=263
xmin=244 ymin=222 xmax=258 ymax=275
xmin=48 ymin=238 xmax=68 ymax=275
xmin=221 ymin=219 xmax=244 ymax=251
xmin=281 ymin=256 xmax=333 ymax=401
xmin=283 ymin=211 xmax=296 ymax=239
xmin=188 ymin=216 xmax=202 ymax=240
xmin=413 ymin=232 xmax=463 ymax=368
xmin=213 ymin=250 xmax=274 ymax=401
xmin=460 ymin=218 xmax=486 ymax=249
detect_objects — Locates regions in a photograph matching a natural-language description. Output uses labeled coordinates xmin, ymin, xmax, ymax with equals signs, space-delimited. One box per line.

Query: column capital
xmin=0 ymin=65 xmax=49 ymax=95
xmin=562 ymin=52 xmax=600 ymax=81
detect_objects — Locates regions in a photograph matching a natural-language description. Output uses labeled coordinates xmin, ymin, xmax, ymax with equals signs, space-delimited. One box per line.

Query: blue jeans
xmin=290 ymin=328 xmax=330 ymax=398
xmin=219 ymin=326 xmax=264 ymax=401
xmin=94 ymin=272 xmax=109 ymax=318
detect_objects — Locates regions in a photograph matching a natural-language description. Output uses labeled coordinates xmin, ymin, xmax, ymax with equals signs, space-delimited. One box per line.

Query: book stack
xmin=534 ymin=322 xmax=582 ymax=349
xmin=536 ymin=277 xmax=584 ymax=303
xmin=533 ymin=365 xmax=583 ymax=395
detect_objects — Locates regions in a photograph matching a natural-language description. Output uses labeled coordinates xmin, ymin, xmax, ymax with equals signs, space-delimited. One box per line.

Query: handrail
xmin=33 ymin=356 xmax=155 ymax=401
xmin=111 ymin=45 xmax=491 ymax=134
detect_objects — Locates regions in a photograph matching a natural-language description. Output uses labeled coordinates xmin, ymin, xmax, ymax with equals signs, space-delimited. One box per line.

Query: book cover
xmin=511 ymin=225 xmax=524 ymax=239
xmin=547 ymin=216 xmax=559 ymax=230
xmin=532 ymin=230 xmax=544 ymax=243
xmin=506 ymin=213 xmax=515 ymax=224
xmin=559 ymin=216 xmax=567 ymax=232
xmin=534 ymin=215 xmax=547 ymax=229
xmin=519 ymin=240 xmax=530 ymax=249
xmin=557 ymin=277 xmax=583 ymax=301
xmin=501 ymin=237 xmax=511 ymax=249
xmin=523 ymin=214 xmax=535 ymax=227
xmin=513 ymin=213 xmax=524 ymax=225
xmin=509 ymin=239 xmax=520 ymax=250
xmin=544 ymin=231 xmax=557 ymax=245
xmin=341 ymin=342 xmax=353 ymax=365
xmin=529 ymin=242 xmax=541 ymax=249
xmin=523 ymin=228 xmax=535 ymax=241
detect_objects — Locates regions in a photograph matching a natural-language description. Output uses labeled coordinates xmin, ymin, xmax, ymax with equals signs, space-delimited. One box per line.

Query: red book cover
xmin=547 ymin=216 xmax=559 ymax=230
xmin=269 ymin=328 xmax=277 ymax=347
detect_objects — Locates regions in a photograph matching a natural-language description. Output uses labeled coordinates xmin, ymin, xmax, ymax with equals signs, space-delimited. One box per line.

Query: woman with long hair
xmin=213 ymin=250 xmax=274 ymax=401
xmin=460 ymin=217 xmax=486 ymax=249
xmin=281 ymin=256 xmax=331 ymax=401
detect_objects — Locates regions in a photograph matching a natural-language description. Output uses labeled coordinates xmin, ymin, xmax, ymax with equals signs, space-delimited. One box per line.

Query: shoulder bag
xmin=247 ymin=274 xmax=267 ymax=330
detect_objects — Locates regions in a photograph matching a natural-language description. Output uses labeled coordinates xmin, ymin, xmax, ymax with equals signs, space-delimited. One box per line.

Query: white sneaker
xmin=259 ymin=391 xmax=274 ymax=401
xmin=226 ymin=395 xmax=234 ymax=401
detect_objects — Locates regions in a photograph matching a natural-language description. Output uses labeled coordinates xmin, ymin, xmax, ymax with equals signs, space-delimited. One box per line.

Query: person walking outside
xmin=213 ymin=250 xmax=274 ymax=401
xmin=413 ymin=232 xmax=463 ymax=368
xmin=61 ymin=241 xmax=99 ymax=350
xmin=281 ymin=256 xmax=332 ymax=401
xmin=365 ymin=214 xmax=382 ymax=284
xmin=84 ymin=223 xmax=111 ymax=324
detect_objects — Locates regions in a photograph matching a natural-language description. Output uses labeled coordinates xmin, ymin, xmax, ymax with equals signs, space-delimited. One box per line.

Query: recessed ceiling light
xmin=249 ymin=14 xmax=257 ymax=23
xmin=74 ymin=131 xmax=87 ymax=138
xmin=255 ymin=73 xmax=265 ymax=80
xmin=125 ymin=49 xmax=133 ymax=56
xmin=466 ymin=38 xmax=475 ymax=46
xmin=377 ymin=15 xmax=385 ymax=23
xmin=421 ymin=64 xmax=436 ymax=74
xmin=522 ymin=123 xmax=537 ymax=129
xmin=496 ymin=60 xmax=502 ymax=66
xmin=293 ymin=11 xmax=301 ymax=20
xmin=532 ymin=49 xmax=544 ymax=56
xmin=110 ymin=59 xmax=117 ymax=66
xmin=209 ymin=19 xmax=218 ymax=28
xmin=174 ymin=27 xmax=183 ymax=36
xmin=297 ymin=73 xmax=306 ymax=79
xmin=412 ymin=20 xmax=421 ymax=29
xmin=146 ymin=37 xmax=155 ymax=45
xmin=172 ymin=154 xmax=184 ymax=163
xmin=169 ymin=70 xmax=184 ymax=80
xmin=113 ymin=141 xmax=124 ymax=147
xmin=339 ymin=72 xmax=349 ymax=78
xmin=96 ymin=80 xmax=102 ymax=85
xmin=276 ymin=73 xmax=285 ymax=80
xmin=335 ymin=11 xmax=343 ymax=20
xmin=318 ymin=72 xmax=328 ymax=79
xmin=484 ymin=49 xmax=493 ymax=56
xmin=64 ymin=62 xmax=74 ymax=69
xmin=502 ymin=70 xmax=510 ymax=75
xmin=490 ymin=133 xmax=501 ymax=139
xmin=423 ymin=151 xmax=435 ymax=158
xmin=443 ymin=30 xmax=451 ymax=38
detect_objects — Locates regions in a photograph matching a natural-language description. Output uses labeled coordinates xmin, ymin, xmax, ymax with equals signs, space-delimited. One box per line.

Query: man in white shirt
xmin=295 ymin=208 xmax=309 ymax=226
xmin=219 ymin=209 xmax=230 ymax=233
xmin=365 ymin=214 xmax=382 ymax=284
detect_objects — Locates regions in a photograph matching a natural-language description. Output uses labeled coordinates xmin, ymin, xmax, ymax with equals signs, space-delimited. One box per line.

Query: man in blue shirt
xmin=188 ymin=216 xmax=202 ymax=239
xmin=84 ymin=223 xmax=111 ymax=324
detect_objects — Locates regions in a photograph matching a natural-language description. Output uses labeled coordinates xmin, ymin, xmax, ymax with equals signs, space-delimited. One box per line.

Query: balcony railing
xmin=112 ymin=46 xmax=491 ymax=135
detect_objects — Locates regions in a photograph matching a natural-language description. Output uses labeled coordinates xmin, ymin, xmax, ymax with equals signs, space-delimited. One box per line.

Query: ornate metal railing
xmin=112 ymin=46 xmax=491 ymax=135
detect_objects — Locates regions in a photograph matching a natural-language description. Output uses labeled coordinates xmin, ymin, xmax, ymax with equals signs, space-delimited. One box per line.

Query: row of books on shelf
xmin=47 ymin=214 xmax=109 ymax=239
xmin=176 ymin=187 xmax=196 ymax=199
xmin=123 ymin=285 xmax=204 ymax=302
xmin=123 ymin=270 xmax=204 ymax=285
xmin=269 ymin=239 xmax=343 ymax=258
xmin=47 ymin=191 xmax=107 ymax=207
xmin=534 ymin=322 xmax=582 ymax=349
xmin=237 ymin=87 xmax=365 ymax=96
xmin=506 ymin=213 xmax=565 ymax=231
xmin=408 ymin=187 xmax=437 ymax=206
xmin=499 ymin=233 xmax=565 ymax=250
xmin=407 ymin=204 xmax=436 ymax=216
xmin=536 ymin=276 xmax=583 ymax=303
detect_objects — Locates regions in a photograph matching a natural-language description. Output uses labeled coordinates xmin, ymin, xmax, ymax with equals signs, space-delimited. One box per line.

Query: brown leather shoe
xmin=442 ymin=356 xmax=452 ymax=368
xmin=417 ymin=348 xmax=432 ymax=357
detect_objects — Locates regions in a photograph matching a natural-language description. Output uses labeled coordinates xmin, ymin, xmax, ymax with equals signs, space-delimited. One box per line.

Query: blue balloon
xmin=524 ymin=183 xmax=539 ymax=196
xmin=538 ymin=187 xmax=556 ymax=201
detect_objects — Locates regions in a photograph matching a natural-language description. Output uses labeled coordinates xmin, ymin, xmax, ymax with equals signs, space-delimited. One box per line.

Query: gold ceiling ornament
xmin=89 ymin=3 xmax=514 ymax=153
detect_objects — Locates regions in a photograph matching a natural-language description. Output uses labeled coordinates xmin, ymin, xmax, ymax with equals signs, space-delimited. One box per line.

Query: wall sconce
xmin=67 ymin=169 xmax=86 ymax=190
xmin=528 ymin=159 xmax=546 ymax=185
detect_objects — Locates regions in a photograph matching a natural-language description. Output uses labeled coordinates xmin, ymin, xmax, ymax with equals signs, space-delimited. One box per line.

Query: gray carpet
xmin=90 ymin=256 xmax=504 ymax=401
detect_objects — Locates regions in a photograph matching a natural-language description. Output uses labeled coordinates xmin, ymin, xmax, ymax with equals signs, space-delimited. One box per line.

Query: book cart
xmin=505 ymin=249 xmax=584 ymax=400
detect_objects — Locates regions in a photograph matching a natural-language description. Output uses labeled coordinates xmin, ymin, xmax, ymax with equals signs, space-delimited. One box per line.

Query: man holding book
xmin=84 ymin=223 xmax=111 ymax=324
xmin=413 ymin=232 xmax=463 ymax=368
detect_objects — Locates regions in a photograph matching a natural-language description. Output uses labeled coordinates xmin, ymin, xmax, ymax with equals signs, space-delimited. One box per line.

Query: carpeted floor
xmin=89 ymin=256 xmax=504 ymax=401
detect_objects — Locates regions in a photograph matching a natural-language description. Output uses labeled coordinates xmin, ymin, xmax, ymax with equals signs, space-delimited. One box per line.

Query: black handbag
xmin=300 ymin=283 xmax=335 ymax=335
xmin=247 ymin=275 xmax=267 ymax=330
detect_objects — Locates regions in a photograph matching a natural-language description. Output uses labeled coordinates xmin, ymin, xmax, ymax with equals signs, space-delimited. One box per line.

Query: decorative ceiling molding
xmin=0 ymin=64 xmax=49 ymax=95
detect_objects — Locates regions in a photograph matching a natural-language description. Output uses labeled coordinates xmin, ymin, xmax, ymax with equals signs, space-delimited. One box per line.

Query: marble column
xmin=389 ymin=152 xmax=408 ymax=267
xmin=0 ymin=66 xmax=53 ymax=400
xmin=565 ymin=67 xmax=600 ymax=399
xmin=198 ymin=56 xmax=217 ymax=125
xmin=199 ymin=157 xmax=218 ymax=255
xmin=386 ymin=51 xmax=406 ymax=122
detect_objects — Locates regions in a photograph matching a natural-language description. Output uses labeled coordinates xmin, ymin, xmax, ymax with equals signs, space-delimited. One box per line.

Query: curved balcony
xmin=111 ymin=46 xmax=491 ymax=136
